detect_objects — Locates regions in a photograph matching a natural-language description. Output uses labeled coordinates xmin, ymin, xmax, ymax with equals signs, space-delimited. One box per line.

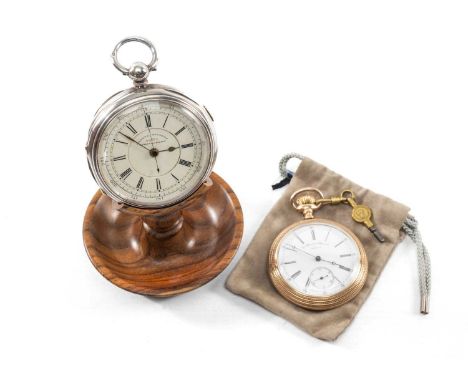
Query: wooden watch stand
xmin=83 ymin=172 xmax=243 ymax=296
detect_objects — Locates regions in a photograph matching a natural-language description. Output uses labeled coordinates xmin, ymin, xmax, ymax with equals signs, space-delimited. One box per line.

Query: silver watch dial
xmin=93 ymin=99 xmax=213 ymax=208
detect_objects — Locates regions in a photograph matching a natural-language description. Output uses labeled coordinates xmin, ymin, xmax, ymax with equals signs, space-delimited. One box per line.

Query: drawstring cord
xmin=402 ymin=216 xmax=431 ymax=314
xmin=272 ymin=153 xmax=304 ymax=190
xmin=273 ymin=153 xmax=431 ymax=314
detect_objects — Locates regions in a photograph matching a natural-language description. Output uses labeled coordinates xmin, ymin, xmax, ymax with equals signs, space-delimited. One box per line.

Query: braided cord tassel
xmin=402 ymin=216 xmax=431 ymax=314
xmin=279 ymin=153 xmax=304 ymax=178
xmin=272 ymin=153 xmax=304 ymax=190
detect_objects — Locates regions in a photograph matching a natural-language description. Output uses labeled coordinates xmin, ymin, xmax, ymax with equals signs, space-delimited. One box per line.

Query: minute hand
xmin=119 ymin=132 xmax=150 ymax=151
xmin=292 ymin=247 xmax=352 ymax=272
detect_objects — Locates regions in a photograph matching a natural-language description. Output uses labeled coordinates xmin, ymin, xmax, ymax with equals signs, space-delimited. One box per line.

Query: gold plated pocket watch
xmin=269 ymin=188 xmax=369 ymax=310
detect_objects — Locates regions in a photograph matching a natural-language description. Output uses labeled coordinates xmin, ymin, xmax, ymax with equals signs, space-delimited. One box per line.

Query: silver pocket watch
xmin=86 ymin=37 xmax=217 ymax=209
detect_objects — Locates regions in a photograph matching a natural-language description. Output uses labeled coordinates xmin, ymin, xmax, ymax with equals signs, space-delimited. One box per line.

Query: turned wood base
xmin=83 ymin=172 xmax=243 ymax=297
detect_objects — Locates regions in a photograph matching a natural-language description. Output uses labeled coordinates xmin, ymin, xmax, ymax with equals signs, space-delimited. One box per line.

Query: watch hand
xmin=158 ymin=146 xmax=180 ymax=153
xmin=119 ymin=132 xmax=150 ymax=151
xmin=291 ymin=246 xmax=315 ymax=257
xmin=292 ymin=247 xmax=351 ymax=271
xmin=153 ymin=155 xmax=160 ymax=173
xmin=313 ymin=274 xmax=330 ymax=282
xmin=119 ymin=131 xmax=160 ymax=172
xmin=319 ymin=258 xmax=352 ymax=272
xmin=142 ymin=121 xmax=161 ymax=173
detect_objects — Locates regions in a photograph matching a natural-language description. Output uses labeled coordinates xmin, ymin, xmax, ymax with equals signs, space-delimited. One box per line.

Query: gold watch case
xmin=268 ymin=218 xmax=368 ymax=310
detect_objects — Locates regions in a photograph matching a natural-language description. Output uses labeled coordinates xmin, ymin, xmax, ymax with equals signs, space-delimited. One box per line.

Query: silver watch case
xmin=86 ymin=84 xmax=217 ymax=209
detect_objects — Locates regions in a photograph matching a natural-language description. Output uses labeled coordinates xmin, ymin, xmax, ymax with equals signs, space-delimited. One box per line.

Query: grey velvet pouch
xmin=225 ymin=156 xmax=427 ymax=341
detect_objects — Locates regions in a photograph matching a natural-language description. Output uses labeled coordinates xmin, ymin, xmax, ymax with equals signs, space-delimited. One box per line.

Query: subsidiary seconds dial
xmin=93 ymin=99 xmax=214 ymax=208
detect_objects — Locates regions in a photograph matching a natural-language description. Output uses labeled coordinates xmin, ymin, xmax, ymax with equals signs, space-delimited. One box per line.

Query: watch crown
xmin=128 ymin=61 xmax=150 ymax=83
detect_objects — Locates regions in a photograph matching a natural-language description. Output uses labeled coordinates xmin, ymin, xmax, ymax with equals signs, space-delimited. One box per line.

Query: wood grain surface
xmin=83 ymin=172 xmax=243 ymax=296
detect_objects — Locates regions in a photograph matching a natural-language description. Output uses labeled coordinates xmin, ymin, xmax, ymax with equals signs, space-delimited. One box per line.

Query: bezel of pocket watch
xmin=268 ymin=188 xmax=368 ymax=310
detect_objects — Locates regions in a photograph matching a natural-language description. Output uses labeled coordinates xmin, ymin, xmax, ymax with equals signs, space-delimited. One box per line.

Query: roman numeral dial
xmin=144 ymin=113 xmax=151 ymax=127
xmin=174 ymin=126 xmax=186 ymax=136
xmin=179 ymin=159 xmax=192 ymax=167
xmin=125 ymin=122 xmax=137 ymax=134
xmin=96 ymin=99 xmax=214 ymax=208
xmin=136 ymin=177 xmax=144 ymax=190
xmin=120 ymin=168 xmax=132 ymax=180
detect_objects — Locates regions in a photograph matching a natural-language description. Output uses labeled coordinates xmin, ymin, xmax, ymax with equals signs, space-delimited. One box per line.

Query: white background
xmin=1 ymin=1 xmax=467 ymax=381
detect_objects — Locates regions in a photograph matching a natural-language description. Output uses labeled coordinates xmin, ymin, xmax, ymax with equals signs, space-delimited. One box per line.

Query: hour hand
xmin=158 ymin=146 xmax=179 ymax=153
xmin=320 ymin=258 xmax=352 ymax=272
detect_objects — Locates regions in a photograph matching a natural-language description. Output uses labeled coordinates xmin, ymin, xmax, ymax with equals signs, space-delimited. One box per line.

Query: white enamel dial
xmin=277 ymin=221 xmax=363 ymax=297
xmin=95 ymin=100 xmax=212 ymax=208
